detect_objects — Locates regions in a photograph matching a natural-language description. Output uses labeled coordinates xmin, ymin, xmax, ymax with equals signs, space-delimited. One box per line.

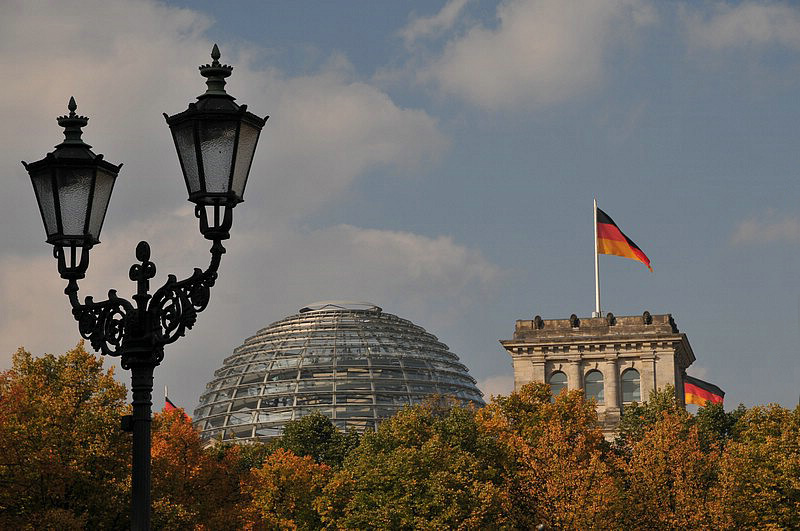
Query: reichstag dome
xmin=193 ymin=302 xmax=485 ymax=442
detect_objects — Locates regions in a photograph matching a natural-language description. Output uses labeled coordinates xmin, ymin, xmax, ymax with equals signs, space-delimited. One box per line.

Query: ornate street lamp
xmin=22 ymin=45 xmax=267 ymax=531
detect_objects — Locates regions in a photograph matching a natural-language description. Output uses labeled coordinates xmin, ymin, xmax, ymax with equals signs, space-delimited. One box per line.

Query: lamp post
xmin=22 ymin=45 xmax=267 ymax=531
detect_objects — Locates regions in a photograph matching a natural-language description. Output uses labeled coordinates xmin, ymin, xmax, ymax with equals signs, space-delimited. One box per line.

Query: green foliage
xmin=273 ymin=411 xmax=360 ymax=467
xmin=694 ymin=402 xmax=747 ymax=448
xmin=614 ymin=384 xmax=686 ymax=450
xmin=0 ymin=343 xmax=130 ymax=529
xmin=713 ymin=404 xmax=800 ymax=528
xmin=317 ymin=400 xmax=510 ymax=529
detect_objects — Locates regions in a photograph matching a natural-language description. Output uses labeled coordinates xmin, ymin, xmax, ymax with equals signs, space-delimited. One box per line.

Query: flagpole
xmin=593 ymin=198 xmax=601 ymax=317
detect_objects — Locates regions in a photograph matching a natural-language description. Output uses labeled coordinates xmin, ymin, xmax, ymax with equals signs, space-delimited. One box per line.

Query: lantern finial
xmin=57 ymin=97 xmax=90 ymax=147
xmin=199 ymin=43 xmax=232 ymax=97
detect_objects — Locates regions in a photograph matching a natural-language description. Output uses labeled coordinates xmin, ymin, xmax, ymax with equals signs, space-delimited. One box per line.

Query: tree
xmin=0 ymin=343 xmax=130 ymax=529
xmin=241 ymin=448 xmax=331 ymax=530
xmin=619 ymin=412 xmax=724 ymax=530
xmin=478 ymin=383 xmax=622 ymax=529
xmin=273 ymin=411 xmax=359 ymax=467
xmin=150 ymin=409 xmax=248 ymax=530
xmin=694 ymin=401 xmax=746 ymax=449
xmin=614 ymin=385 xmax=685 ymax=451
xmin=317 ymin=400 xmax=510 ymax=529
xmin=712 ymin=404 xmax=800 ymax=529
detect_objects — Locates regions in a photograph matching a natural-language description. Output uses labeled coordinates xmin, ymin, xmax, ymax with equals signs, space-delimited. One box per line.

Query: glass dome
xmin=193 ymin=302 xmax=485 ymax=442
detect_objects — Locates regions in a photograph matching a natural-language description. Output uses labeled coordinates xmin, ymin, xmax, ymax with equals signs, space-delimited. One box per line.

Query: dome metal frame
xmin=193 ymin=303 xmax=485 ymax=442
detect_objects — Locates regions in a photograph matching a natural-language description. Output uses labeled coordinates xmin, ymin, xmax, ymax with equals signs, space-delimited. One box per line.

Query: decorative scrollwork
xmin=63 ymin=239 xmax=224 ymax=364
xmin=149 ymin=265 xmax=218 ymax=346
xmin=72 ymin=290 xmax=133 ymax=356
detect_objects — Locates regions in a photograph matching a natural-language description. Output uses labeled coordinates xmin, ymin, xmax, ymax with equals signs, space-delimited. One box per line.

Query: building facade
xmin=500 ymin=312 xmax=695 ymax=433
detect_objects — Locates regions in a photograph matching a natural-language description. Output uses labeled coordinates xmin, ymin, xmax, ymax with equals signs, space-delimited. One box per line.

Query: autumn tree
xmin=150 ymin=408 xmax=250 ymax=530
xmin=0 ymin=343 xmax=130 ymax=529
xmin=618 ymin=411 xmax=725 ymax=530
xmin=241 ymin=448 xmax=332 ymax=530
xmin=317 ymin=400 xmax=510 ymax=529
xmin=478 ymin=383 xmax=622 ymax=529
xmin=712 ymin=404 xmax=800 ymax=529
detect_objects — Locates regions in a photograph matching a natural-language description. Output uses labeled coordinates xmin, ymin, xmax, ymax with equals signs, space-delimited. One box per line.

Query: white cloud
xmin=421 ymin=0 xmax=656 ymax=110
xmin=1 ymin=0 xmax=446 ymax=235
xmin=476 ymin=374 xmax=515 ymax=399
xmin=0 ymin=0 xmax=466 ymax=406
xmin=0 ymin=218 xmax=504 ymax=408
xmin=224 ymin=224 xmax=502 ymax=327
xmin=256 ymin=68 xmax=447 ymax=220
xmin=401 ymin=0 xmax=471 ymax=47
xmin=731 ymin=213 xmax=800 ymax=245
xmin=684 ymin=1 xmax=800 ymax=51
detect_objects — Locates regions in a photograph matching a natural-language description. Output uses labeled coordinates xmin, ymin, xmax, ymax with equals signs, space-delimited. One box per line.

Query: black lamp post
xmin=22 ymin=45 xmax=267 ymax=531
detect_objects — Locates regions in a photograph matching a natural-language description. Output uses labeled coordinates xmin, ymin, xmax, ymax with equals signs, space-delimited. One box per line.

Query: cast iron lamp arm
xmin=64 ymin=275 xmax=135 ymax=358
xmin=60 ymin=237 xmax=224 ymax=359
xmin=147 ymin=238 xmax=225 ymax=346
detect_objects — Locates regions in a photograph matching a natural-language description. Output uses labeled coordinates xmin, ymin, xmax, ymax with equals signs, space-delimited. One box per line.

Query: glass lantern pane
xmin=87 ymin=168 xmax=115 ymax=241
xmin=174 ymin=123 xmax=201 ymax=194
xmin=231 ymin=122 xmax=260 ymax=200
xmin=30 ymin=169 xmax=58 ymax=237
xmin=56 ymin=168 xmax=93 ymax=237
xmin=199 ymin=121 xmax=237 ymax=193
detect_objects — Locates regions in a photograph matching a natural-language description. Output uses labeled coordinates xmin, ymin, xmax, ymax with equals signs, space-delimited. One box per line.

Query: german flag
xmin=596 ymin=207 xmax=652 ymax=271
xmin=165 ymin=396 xmax=192 ymax=422
xmin=684 ymin=375 xmax=725 ymax=406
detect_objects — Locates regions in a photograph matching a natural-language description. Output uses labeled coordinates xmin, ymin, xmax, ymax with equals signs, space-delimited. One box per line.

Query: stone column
xmin=604 ymin=357 xmax=620 ymax=413
xmin=566 ymin=356 xmax=582 ymax=391
xmin=511 ymin=348 xmax=533 ymax=391
xmin=640 ymin=352 xmax=656 ymax=401
xmin=531 ymin=355 xmax=546 ymax=383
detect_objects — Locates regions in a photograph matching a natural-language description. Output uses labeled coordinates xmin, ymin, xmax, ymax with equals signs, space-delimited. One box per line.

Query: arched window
xmin=548 ymin=371 xmax=567 ymax=399
xmin=621 ymin=368 xmax=640 ymax=403
xmin=584 ymin=370 xmax=604 ymax=404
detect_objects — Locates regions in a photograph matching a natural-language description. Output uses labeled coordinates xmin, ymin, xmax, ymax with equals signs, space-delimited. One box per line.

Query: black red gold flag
xmin=165 ymin=396 xmax=192 ymax=421
xmin=596 ymin=208 xmax=652 ymax=271
xmin=684 ymin=375 xmax=725 ymax=406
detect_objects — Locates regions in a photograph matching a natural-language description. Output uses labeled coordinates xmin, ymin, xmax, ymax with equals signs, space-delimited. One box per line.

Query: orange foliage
xmin=0 ymin=343 xmax=129 ymax=529
xmin=619 ymin=412 xmax=724 ymax=530
xmin=478 ymin=383 xmax=622 ymax=529
xmin=241 ymin=448 xmax=331 ymax=530
xmin=150 ymin=409 xmax=246 ymax=529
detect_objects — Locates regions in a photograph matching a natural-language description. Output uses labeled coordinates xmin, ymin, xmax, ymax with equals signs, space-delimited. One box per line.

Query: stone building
xmin=500 ymin=312 xmax=695 ymax=434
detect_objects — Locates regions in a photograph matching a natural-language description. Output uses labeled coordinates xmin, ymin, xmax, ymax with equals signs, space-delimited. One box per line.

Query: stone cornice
xmin=501 ymin=329 xmax=695 ymax=369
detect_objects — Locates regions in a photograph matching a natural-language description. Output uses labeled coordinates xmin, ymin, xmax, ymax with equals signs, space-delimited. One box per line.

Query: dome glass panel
xmin=194 ymin=302 xmax=485 ymax=442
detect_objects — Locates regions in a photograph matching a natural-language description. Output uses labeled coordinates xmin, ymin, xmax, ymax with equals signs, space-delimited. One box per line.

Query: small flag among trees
xmin=164 ymin=395 xmax=192 ymax=422
xmin=684 ymin=375 xmax=725 ymax=406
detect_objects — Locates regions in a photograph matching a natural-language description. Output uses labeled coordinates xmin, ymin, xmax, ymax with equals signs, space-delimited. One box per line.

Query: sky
xmin=2 ymin=0 xmax=800 ymax=412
